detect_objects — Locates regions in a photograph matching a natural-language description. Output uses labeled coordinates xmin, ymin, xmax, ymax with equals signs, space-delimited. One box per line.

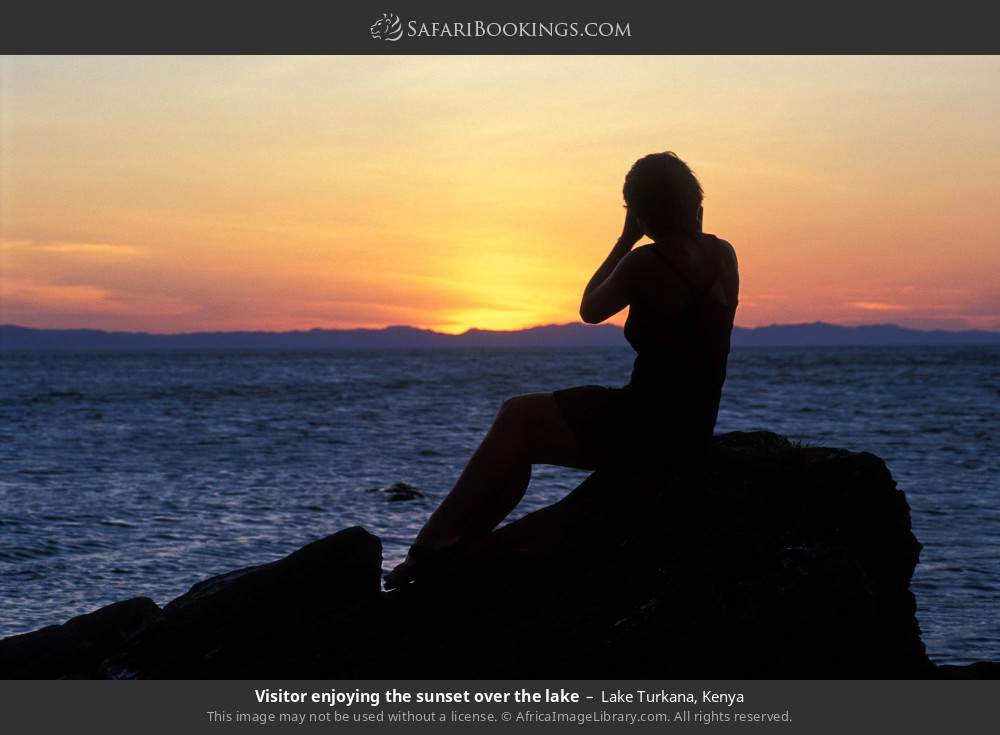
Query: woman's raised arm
xmin=579 ymin=211 xmax=643 ymax=324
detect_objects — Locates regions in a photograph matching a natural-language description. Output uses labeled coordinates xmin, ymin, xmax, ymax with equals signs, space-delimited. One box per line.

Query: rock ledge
xmin=2 ymin=432 xmax=991 ymax=679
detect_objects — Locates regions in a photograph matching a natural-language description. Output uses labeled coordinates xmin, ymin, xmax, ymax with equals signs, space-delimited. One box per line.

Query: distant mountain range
xmin=2 ymin=322 xmax=998 ymax=351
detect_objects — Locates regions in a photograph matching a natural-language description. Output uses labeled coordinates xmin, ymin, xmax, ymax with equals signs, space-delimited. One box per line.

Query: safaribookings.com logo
xmin=370 ymin=12 xmax=404 ymax=41
xmin=369 ymin=12 xmax=631 ymax=42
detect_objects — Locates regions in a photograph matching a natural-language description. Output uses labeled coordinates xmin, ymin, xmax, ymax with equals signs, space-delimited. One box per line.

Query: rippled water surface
xmin=1 ymin=346 xmax=997 ymax=664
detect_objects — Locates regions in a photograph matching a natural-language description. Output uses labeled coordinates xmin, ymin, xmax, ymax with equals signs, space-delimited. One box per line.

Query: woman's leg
xmin=410 ymin=392 xmax=593 ymax=553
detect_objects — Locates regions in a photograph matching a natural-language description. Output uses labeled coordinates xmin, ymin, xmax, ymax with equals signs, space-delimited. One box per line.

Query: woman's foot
xmin=382 ymin=556 xmax=420 ymax=590
xmin=383 ymin=541 xmax=466 ymax=590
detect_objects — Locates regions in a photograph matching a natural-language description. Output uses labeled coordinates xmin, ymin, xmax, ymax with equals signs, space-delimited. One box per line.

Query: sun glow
xmin=1 ymin=55 xmax=998 ymax=332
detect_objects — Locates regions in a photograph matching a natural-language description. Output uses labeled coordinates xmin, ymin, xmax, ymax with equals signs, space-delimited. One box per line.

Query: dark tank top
xmin=622 ymin=234 xmax=737 ymax=453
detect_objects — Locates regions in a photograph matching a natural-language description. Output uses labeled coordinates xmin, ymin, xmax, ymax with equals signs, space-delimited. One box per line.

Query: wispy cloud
xmin=847 ymin=301 xmax=908 ymax=312
xmin=1 ymin=277 xmax=196 ymax=317
xmin=1 ymin=240 xmax=148 ymax=258
xmin=1 ymin=278 xmax=109 ymax=308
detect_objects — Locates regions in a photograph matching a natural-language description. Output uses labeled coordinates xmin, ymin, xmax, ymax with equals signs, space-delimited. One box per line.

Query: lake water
xmin=0 ymin=345 xmax=997 ymax=665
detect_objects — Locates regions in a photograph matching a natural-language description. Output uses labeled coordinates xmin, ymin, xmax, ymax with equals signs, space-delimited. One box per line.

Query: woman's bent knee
xmin=496 ymin=393 xmax=557 ymax=451
xmin=497 ymin=394 xmax=532 ymax=424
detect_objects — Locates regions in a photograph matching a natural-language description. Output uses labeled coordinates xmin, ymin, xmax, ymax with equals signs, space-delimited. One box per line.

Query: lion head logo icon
xmin=370 ymin=12 xmax=403 ymax=42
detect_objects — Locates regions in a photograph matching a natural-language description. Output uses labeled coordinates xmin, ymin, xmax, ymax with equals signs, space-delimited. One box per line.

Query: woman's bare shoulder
xmin=629 ymin=242 xmax=662 ymax=260
xmin=704 ymin=233 xmax=738 ymax=268
xmin=619 ymin=243 xmax=663 ymax=274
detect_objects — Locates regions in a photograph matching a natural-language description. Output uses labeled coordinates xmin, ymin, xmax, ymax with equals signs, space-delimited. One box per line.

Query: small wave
xmin=0 ymin=543 xmax=60 ymax=561
xmin=99 ymin=518 xmax=135 ymax=528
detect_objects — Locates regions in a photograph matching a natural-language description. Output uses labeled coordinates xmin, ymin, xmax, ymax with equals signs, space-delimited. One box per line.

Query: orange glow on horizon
xmin=1 ymin=55 xmax=998 ymax=334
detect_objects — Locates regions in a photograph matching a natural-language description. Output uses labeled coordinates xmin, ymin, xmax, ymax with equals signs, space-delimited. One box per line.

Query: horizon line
xmin=2 ymin=320 xmax=999 ymax=337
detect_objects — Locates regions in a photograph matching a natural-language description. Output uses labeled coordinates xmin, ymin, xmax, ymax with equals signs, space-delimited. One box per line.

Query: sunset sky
xmin=1 ymin=55 xmax=998 ymax=333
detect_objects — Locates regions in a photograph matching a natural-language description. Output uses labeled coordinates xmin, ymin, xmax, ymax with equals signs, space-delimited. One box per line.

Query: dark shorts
xmin=551 ymin=384 xmax=639 ymax=472
xmin=552 ymin=383 xmax=710 ymax=474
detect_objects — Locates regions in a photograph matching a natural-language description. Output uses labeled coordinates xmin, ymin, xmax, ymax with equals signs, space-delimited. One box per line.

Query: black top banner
xmin=4 ymin=0 xmax=1000 ymax=54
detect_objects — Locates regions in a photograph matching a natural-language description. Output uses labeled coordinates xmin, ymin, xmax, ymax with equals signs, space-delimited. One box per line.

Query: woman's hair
xmin=623 ymin=152 xmax=703 ymax=235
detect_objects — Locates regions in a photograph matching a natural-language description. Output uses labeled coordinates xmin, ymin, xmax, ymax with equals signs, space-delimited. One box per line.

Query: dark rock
xmin=4 ymin=432 xmax=978 ymax=678
xmin=367 ymin=481 xmax=425 ymax=501
xmin=100 ymin=526 xmax=382 ymax=678
xmin=935 ymin=662 xmax=1000 ymax=679
xmin=0 ymin=597 xmax=160 ymax=679
xmin=347 ymin=431 xmax=934 ymax=678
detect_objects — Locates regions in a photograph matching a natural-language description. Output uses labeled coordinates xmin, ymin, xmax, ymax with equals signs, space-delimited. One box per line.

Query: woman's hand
xmin=619 ymin=209 xmax=645 ymax=248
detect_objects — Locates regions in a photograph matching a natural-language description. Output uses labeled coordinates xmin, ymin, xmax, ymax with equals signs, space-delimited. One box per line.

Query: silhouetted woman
xmin=385 ymin=152 xmax=739 ymax=588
